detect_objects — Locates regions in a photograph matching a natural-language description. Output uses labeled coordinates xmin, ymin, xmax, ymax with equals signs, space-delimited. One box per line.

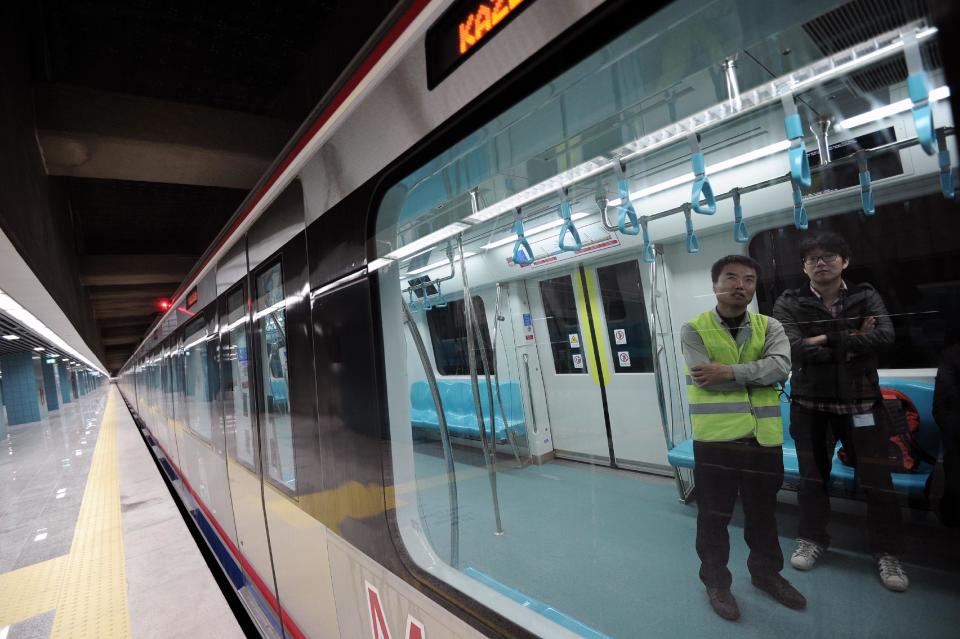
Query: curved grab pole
xmin=614 ymin=158 xmax=641 ymax=234
xmin=903 ymin=29 xmax=935 ymax=156
xmin=688 ymin=133 xmax=717 ymax=214
xmin=556 ymin=187 xmax=582 ymax=252
xmin=855 ymin=150 xmax=875 ymax=215
xmin=682 ymin=204 xmax=701 ymax=253
xmin=782 ymin=94 xmax=811 ymax=188
xmin=938 ymin=129 xmax=956 ymax=200
xmin=401 ymin=301 xmax=460 ymax=566
xmin=511 ymin=208 xmax=535 ymax=266
xmin=731 ymin=188 xmax=749 ymax=243
xmin=640 ymin=217 xmax=656 ymax=263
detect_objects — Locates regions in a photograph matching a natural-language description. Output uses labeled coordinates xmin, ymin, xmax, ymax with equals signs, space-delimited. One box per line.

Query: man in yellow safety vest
xmin=681 ymin=255 xmax=804 ymax=621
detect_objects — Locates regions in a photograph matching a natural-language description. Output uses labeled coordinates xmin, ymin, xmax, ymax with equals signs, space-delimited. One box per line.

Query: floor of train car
xmin=409 ymin=441 xmax=960 ymax=639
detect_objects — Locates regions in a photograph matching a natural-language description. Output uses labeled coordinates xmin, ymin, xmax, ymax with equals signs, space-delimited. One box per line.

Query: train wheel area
xmin=0 ymin=385 xmax=245 ymax=639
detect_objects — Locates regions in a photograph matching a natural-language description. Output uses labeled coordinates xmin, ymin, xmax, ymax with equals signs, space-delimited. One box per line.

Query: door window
xmin=539 ymin=275 xmax=588 ymax=374
xmin=597 ymin=261 xmax=653 ymax=373
xmin=222 ymin=285 xmax=257 ymax=469
xmin=426 ymin=296 xmax=494 ymax=375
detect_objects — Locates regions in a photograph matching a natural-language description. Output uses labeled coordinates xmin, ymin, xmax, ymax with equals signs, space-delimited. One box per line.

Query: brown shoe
xmin=751 ymin=575 xmax=807 ymax=609
xmin=706 ymin=587 xmax=741 ymax=621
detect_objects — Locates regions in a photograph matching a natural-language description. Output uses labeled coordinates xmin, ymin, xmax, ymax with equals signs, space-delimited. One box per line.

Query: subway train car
xmin=117 ymin=0 xmax=960 ymax=637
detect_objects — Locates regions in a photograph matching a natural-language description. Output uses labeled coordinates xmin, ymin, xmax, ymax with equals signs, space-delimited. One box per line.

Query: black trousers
xmin=790 ymin=402 xmax=904 ymax=554
xmin=693 ymin=439 xmax=785 ymax=588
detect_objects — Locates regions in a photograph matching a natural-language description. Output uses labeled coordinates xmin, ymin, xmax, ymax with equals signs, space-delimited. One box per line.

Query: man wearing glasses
xmin=772 ymin=232 xmax=907 ymax=592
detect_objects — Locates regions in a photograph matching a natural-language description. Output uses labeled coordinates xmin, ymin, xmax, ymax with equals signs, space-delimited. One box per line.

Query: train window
xmin=750 ymin=192 xmax=960 ymax=366
xmin=539 ymin=275 xmax=588 ymax=375
xmin=182 ymin=316 xmax=213 ymax=441
xmin=426 ymin=296 xmax=495 ymax=375
xmin=254 ymin=261 xmax=296 ymax=491
xmin=373 ymin=1 xmax=958 ymax=637
xmin=222 ymin=285 xmax=257 ymax=469
xmin=597 ymin=260 xmax=653 ymax=373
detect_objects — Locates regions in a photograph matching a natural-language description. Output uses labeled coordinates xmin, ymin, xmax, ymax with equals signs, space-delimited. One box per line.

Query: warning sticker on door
xmin=613 ymin=328 xmax=627 ymax=345
xmin=523 ymin=313 xmax=535 ymax=341
xmin=572 ymin=353 xmax=584 ymax=369
xmin=568 ymin=333 xmax=580 ymax=349
xmin=617 ymin=351 xmax=631 ymax=367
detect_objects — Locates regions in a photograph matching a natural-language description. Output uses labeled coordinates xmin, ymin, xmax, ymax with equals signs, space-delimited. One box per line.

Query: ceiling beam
xmin=35 ymin=84 xmax=294 ymax=188
xmin=79 ymin=254 xmax=196 ymax=286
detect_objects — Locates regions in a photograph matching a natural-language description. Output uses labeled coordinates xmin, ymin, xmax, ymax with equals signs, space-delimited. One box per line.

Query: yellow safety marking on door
xmin=50 ymin=390 xmax=131 ymax=639
xmin=0 ymin=554 xmax=68 ymax=626
xmin=583 ymin=269 xmax=613 ymax=385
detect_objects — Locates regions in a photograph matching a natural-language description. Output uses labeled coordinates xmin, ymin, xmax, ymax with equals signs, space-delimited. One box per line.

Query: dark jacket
xmin=771 ymin=281 xmax=894 ymax=403
xmin=934 ymin=344 xmax=960 ymax=441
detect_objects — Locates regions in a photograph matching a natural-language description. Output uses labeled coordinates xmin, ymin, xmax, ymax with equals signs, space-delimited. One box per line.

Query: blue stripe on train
xmin=191 ymin=507 xmax=245 ymax=589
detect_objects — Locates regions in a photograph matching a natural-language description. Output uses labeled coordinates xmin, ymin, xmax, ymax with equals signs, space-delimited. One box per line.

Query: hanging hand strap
xmin=938 ymin=130 xmax=955 ymax=200
xmin=614 ymin=159 xmax=641 ymax=235
xmin=557 ymin=188 xmax=582 ymax=252
xmin=783 ymin=95 xmax=811 ymax=188
xmin=791 ymin=179 xmax=808 ymax=230
xmin=903 ymin=29 xmax=935 ymax=156
xmin=688 ymin=134 xmax=717 ymax=214
xmin=640 ymin=217 xmax=655 ymax=263
xmin=511 ymin=208 xmax=535 ymax=266
xmin=683 ymin=204 xmax=700 ymax=253
xmin=856 ymin=150 xmax=875 ymax=215
xmin=731 ymin=188 xmax=749 ymax=243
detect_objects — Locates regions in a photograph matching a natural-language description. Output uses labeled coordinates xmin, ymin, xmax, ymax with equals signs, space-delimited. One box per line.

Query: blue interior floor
xmin=410 ymin=443 xmax=960 ymax=639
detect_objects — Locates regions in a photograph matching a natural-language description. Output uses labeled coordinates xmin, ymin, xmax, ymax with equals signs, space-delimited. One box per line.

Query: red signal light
xmin=158 ymin=299 xmax=171 ymax=311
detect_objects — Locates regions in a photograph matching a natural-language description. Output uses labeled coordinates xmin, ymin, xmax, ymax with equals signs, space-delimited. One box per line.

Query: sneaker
xmin=790 ymin=539 xmax=824 ymax=571
xmin=751 ymin=575 xmax=807 ymax=610
xmin=876 ymin=554 xmax=909 ymax=592
xmin=705 ymin=587 xmax=740 ymax=621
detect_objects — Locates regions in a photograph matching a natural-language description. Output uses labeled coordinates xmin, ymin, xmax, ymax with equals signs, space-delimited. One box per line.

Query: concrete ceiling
xmin=25 ymin=0 xmax=402 ymax=372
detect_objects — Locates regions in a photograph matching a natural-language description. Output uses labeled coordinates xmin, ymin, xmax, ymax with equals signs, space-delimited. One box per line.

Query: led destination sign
xmin=426 ymin=0 xmax=534 ymax=89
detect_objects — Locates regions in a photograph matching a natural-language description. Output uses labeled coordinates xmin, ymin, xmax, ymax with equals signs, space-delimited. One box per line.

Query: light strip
xmin=837 ymin=85 xmax=951 ymax=129
xmin=384 ymin=222 xmax=471 ymax=260
xmin=481 ymin=212 xmax=591 ymax=250
xmin=399 ymin=252 xmax=476 ymax=278
xmin=0 ymin=289 xmax=107 ymax=375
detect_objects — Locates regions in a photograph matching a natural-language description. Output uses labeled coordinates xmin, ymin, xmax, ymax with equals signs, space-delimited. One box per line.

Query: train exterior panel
xmin=119 ymin=0 xmax=960 ymax=637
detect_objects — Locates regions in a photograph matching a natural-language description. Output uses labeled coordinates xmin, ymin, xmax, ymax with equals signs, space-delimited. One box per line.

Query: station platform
xmin=0 ymin=385 xmax=244 ymax=639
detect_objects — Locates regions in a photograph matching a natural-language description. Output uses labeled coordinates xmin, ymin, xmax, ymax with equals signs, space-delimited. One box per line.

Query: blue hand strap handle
xmin=688 ymin=134 xmax=717 ymax=214
xmin=731 ymin=188 xmax=749 ymax=243
xmin=938 ymin=130 xmax=955 ymax=200
xmin=511 ymin=209 xmax=535 ymax=266
xmin=903 ymin=30 xmax=935 ymax=156
xmin=640 ymin=217 xmax=655 ymax=263
xmin=614 ymin=161 xmax=641 ymax=235
xmin=683 ymin=204 xmax=700 ymax=253
xmin=791 ymin=179 xmax=808 ymax=230
xmin=557 ymin=188 xmax=582 ymax=252
xmin=782 ymin=96 xmax=811 ymax=188
xmin=856 ymin=151 xmax=875 ymax=215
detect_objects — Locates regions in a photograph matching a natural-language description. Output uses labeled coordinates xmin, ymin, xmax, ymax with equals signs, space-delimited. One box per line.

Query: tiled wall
xmin=0 ymin=352 xmax=41 ymax=425
xmin=42 ymin=360 xmax=60 ymax=411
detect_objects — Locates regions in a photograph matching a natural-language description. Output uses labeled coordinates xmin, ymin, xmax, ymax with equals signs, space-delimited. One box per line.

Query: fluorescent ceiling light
xmin=481 ymin=212 xmax=591 ymax=250
xmin=33 ymin=346 xmax=44 ymax=351
xmin=837 ymin=85 xmax=951 ymax=129
xmin=2 ymin=334 xmax=20 ymax=341
xmin=384 ymin=223 xmax=471 ymax=260
xmin=399 ymin=252 xmax=476 ymax=279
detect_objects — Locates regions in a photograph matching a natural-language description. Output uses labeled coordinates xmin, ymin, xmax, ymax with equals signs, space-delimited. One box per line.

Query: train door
xmin=527 ymin=256 xmax=669 ymax=471
xmin=219 ymin=281 xmax=281 ymax=632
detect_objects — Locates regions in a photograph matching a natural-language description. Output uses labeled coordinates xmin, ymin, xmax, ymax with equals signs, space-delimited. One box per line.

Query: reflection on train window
xmin=183 ymin=317 xmax=213 ymax=441
xmin=750 ymin=192 xmax=960 ymax=368
xmin=223 ymin=286 xmax=257 ymax=469
xmin=255 ymin=261 xmax=295 ymax=491
xmin=426 ymin=296 xmax=494 ymax=375
xmin=539 ymin=275 xmax=588 ymax=374
xmin=597 ymin=260 xmax=653 ymax=373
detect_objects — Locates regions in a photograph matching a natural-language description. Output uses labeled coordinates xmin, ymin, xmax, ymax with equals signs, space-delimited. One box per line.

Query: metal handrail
xmin=490 ymin=282 xmax=526 ymax=465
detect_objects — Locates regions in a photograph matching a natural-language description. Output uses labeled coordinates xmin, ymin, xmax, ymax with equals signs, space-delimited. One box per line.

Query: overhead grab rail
xmin=401 ymin=243 xmax=456 ymax=311
xmin=938 ymin=130 xmax=956 ymax=200
xmin=688 ymin=133 xmax=717 ymax=214
xmin=856 ymin=150 xmax=876 ymax=215
xmin=903 ymin=29 xmax=935 ymax=156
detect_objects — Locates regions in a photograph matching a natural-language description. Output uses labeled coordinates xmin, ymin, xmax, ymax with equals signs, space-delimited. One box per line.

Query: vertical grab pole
xmin=459 ymin=230 xmax=504 ymax=535
xmin=402 ymin=301 xmax=460 ymax=566
xmin=491 ymin=282 xmax=526 ymax=465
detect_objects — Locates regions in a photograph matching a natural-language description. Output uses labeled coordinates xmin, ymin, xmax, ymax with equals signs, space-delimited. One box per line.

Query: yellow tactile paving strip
xmin=0 ymin=390 xmax=131 ymax=638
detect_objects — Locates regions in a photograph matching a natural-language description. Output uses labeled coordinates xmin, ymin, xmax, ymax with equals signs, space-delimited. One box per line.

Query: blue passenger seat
xmin=667 ymin=378 xmax=939 ymax=502
xmin=410 ymin=379 xmax=525 ymax=442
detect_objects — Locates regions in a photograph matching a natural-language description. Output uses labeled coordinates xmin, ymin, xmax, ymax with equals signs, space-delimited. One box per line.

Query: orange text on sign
xmin=459 ymin=0 xmax=525 ymax=55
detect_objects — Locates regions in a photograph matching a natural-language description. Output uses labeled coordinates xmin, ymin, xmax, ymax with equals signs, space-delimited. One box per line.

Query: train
xmin=117 ymin=0 xmax=960 ymax=637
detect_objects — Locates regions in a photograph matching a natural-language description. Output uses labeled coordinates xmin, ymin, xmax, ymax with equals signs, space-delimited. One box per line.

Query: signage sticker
xmin=568 ymin=333 xmax=580 ymax=348
xmin=613 ymin=328 xmax=627 ymax=345
xmin=523 ymin=313 xmax=535 ymax=341
xmin=572 ymin=353 xmax=584 ymax=369
xmin=617 ymin=351 xmax=631 ymax=367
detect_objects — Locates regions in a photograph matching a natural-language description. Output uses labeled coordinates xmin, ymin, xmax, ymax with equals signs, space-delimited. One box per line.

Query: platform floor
xmin=0 ymin=385 xmax=244 ymax=639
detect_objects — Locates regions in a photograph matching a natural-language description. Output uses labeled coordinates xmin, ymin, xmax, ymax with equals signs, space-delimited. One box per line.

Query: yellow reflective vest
xmin=685 ymin=311 xmax=783 ymax=446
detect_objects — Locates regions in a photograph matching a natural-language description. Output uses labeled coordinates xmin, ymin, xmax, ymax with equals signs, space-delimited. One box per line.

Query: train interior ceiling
xmin=120 ymin=0 xmax=960 ymax=638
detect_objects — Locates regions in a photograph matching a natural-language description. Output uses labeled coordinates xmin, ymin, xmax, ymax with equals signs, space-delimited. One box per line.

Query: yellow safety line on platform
xmin=0 ymin=555 xmax=68 ymax=626
xmin=50 ymin=390 xmax=131 ymax=639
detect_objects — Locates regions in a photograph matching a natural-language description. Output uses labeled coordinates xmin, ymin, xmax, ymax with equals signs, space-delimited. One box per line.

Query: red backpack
xmin=838 ymin=388 xmax=933 ymax=472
